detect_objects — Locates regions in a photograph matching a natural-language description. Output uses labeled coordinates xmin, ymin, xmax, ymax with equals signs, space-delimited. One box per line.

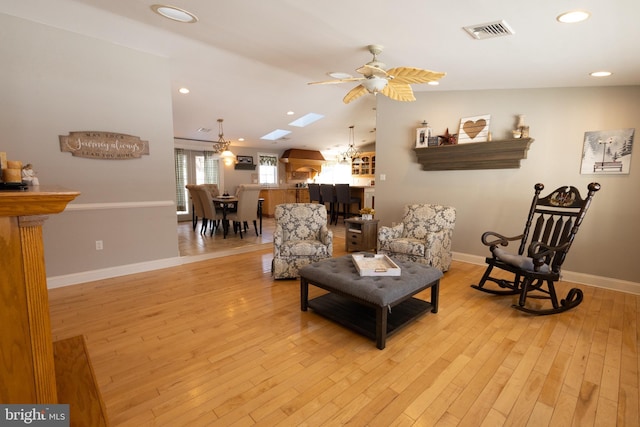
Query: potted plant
xmin=359 ymin=207 xmax=375 ymax=220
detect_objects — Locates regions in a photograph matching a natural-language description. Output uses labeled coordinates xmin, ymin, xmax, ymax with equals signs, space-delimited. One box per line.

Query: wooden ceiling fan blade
xmin=386 ymin=67 xmax=446 ymax=84
xmin=382 ymin=82 xmax=416 ymax=102
xmin=308 ymin=77 xmax=364 ymax=85
xmin=355 ymin=64 xmax=388 ymax=78
xmin=343 ymin=84 xmax=368 ymax=104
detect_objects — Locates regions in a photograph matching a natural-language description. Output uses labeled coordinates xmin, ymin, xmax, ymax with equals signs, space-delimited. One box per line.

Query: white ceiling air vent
xmin=463 ymin=20 xmax=515 ymax=40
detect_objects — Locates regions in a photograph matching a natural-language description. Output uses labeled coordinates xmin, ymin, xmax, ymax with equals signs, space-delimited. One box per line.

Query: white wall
xmin=375 ymin=86 xmax=640 ymax=284
xmin=0 ymin=14 xmax=179 ymax=278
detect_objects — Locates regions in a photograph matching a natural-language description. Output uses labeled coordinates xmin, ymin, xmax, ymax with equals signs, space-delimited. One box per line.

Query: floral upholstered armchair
xmin=272 ymin=203 xmax=333 ymax=279
xmin=378 ymin=204 xmax=456 ymax=272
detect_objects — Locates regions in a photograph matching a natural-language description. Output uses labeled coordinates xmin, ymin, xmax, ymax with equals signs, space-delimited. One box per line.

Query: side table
xmin=345 ymin=218 xmax=379 ymax=252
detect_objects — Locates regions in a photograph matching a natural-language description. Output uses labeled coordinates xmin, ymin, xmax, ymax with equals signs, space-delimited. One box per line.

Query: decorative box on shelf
xmin=352 ymin=254 xmax=401 ymax=276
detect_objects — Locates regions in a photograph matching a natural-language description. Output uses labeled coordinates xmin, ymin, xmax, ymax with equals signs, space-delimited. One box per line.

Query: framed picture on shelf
xmin=236 ymin=155 xmax=253 ymax=164
xmin=458 ymin=114 xmax=491 ymax=144
xmin=415 ymin=127 xmax=429 ymax=148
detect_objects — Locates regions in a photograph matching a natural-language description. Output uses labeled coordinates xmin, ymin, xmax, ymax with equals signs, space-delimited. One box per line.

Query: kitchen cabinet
xmin=351 ymin=152 xmax=375 ymax=177
xmin=259 ymin=188 xmax=299 ymax=217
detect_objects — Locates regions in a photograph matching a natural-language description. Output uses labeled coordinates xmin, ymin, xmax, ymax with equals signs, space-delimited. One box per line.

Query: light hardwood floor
xmin=48 ymin=222 xmax=640 ymax=426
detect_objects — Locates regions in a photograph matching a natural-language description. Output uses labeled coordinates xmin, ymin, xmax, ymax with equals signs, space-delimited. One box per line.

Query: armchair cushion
xmin=279 ymin=240 xmax=331 ymax=257
xmin=389 ymin=238 xmax=425 ymax=257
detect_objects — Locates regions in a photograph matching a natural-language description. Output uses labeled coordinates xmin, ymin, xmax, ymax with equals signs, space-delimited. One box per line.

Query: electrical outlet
xmin=95 ymin=240 xmax=103 ymax=250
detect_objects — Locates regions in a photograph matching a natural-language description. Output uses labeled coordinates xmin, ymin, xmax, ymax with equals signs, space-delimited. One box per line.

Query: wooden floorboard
xmin=47 ymin=219 xmax=640 ymax=426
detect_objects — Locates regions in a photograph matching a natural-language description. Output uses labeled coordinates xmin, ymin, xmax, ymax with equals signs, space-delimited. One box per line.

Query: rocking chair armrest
xmin=481 ymin=231 xmax=524 ymax=248
xmin=527 ymin=241 xmax=570 ymax=259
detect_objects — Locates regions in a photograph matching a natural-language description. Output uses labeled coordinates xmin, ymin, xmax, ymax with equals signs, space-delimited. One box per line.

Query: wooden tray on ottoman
xmin=352 ymin=253 xmax=401 ymax=276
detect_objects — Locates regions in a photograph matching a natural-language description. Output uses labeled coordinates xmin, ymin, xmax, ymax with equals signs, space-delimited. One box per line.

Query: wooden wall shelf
xmin=234 ymin=163 xmax=256 ymax=170
xmin=413 ymin=137 xmax=534 ymax=170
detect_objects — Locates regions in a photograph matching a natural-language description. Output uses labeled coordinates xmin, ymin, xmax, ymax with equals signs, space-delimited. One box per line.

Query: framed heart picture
xmin=458 ymin=114 xmax=491 ymax=143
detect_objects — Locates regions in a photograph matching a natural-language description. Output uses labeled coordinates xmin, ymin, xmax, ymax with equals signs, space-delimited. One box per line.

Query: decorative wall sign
xmin=236 ymin=155 xmax=254 ymax=164
xmin=59 ymin=131 xmax=149 ymax=159
xmin=580 ymin=128 xmax=634 ymax=174
xmin=458 ymin=114 xmax=491 ymax=144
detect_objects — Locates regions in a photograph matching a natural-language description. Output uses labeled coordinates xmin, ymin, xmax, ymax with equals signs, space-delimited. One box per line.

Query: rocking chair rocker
xmin=471 ymin=182 xmax=601 ymax=315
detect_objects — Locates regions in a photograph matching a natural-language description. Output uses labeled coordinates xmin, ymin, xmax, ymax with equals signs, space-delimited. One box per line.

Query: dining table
xmin=212 ymin=196 xmax=264 ymax=238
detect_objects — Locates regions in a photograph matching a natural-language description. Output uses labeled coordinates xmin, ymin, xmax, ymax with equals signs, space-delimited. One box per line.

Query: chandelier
xmin=341 ymin=125 xmax=362 ymax=164
xmin=212 ymin=118 xmax=231 ymax=154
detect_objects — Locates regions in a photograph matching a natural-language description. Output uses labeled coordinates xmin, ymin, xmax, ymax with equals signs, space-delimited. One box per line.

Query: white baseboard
xmin=47 ymin=257 xmax=183 ymax=289
xmin=47 ymin=249 xmax=640 ymax=295
xmin=452 ymin=252 xmax=640 ymax=295
xmin=46 ymin=243 xmax=273 ymax=289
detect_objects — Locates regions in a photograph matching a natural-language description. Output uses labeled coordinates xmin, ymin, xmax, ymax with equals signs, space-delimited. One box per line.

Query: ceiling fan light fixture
xmin=362 ymin=76 xmax=388 ymax=93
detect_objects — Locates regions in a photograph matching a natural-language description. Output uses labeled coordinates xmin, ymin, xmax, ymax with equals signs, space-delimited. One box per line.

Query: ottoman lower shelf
xmin=308 ymin=293 xmax=433 ymax=344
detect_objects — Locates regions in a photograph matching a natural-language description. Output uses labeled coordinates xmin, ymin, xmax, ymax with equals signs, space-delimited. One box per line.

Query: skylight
xmin=289 ymin=113 xmax=324 ymax=128
xmin=260 ymin=129 xmax=291 ymax=141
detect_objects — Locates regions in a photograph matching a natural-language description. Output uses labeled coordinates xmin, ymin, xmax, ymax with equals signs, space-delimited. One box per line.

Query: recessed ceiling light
xmin=197 ymin=127 xmax=211 ymax=133
xmin=238 ymin=138 xmax=245 ymax=142
xmin=557 ymin=10 xmax=591 ymax=24
xmin=590 ymin=71 xmax=612 ymax=77
xmin=178 ymin=87 xmax=190 ymax=94
xmin=286 ymin=111 xmax=295 ymax=115
xmin=151 ymin=5 xmax=198 ymax=23
xmin=427 ymin=81 xmax=439 ymax=86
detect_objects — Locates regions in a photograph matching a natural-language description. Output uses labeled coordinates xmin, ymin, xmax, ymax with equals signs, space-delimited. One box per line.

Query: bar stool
xmin=308 ymin=183 xmax=322 ymax=204
xmin=335 ymin=184 xmax=361 ymax=223
xmin=319 ymin=184 xmax=337 ymax=225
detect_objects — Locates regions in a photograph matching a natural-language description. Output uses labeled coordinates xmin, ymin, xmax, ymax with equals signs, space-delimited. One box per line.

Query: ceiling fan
xmin=308 ymin=44 xmax=446 ymax=104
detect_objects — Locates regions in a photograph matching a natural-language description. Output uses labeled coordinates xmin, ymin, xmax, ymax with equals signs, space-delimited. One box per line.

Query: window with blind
xmin=258 ymin=153 xmax=279 ymax=185
xmin=174 ymin=148 xmax=220 ymax=214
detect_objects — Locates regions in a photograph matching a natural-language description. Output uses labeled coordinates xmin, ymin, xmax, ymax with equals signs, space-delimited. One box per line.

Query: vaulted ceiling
xmin=3 ymin=0 xmax=639 ymax=158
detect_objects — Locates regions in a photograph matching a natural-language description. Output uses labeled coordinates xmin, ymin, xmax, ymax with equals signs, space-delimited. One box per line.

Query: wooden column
xmin=20 ymin=215 xmax=57 ymax=402
xmin=0 ymin=187 xmax=79 ymax=403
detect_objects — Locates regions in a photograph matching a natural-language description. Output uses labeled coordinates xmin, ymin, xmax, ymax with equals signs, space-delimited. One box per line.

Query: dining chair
xmin=185 ymin=184 xmax=205 ymax=232
xmin=227 ymin=184 xmax=262 ymax=238
xmin=194 ymin=185 xmax=224 ymax=236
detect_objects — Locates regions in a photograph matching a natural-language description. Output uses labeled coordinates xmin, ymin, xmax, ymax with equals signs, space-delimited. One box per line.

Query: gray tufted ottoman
xmin=299 ymin=254 xmax=442 ymax=349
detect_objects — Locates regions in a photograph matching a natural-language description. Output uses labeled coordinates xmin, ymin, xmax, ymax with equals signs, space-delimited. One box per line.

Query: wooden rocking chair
xmin=471 ymin=182 xmax=601 ymax=315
